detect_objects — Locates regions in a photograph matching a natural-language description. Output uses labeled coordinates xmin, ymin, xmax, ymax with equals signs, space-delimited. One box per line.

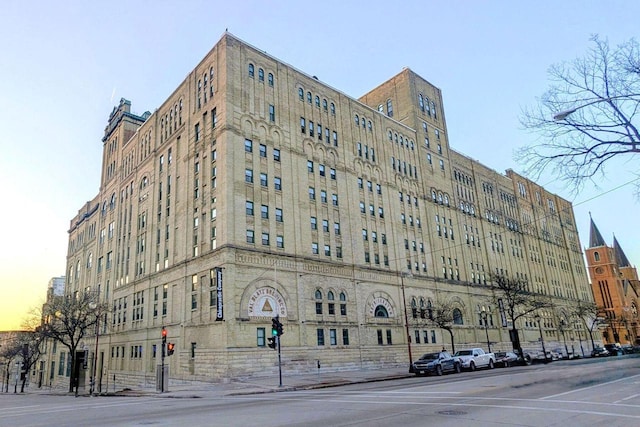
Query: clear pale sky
xmin=1 ymin=1 xmax=638 ymax=330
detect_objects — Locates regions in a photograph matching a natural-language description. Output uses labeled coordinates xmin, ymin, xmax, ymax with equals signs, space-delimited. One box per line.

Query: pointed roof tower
xmin=613 ymin=235 xmax=632 ymax=267
xmin=589 ymin=214 xmax=607 ymax=248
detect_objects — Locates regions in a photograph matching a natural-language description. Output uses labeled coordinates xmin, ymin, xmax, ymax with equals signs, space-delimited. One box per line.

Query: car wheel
xmin=489 ymin=360 xmax=494 ymax=369
xmin=505 ymin=361 xmax=510 ymax=368
xmin=469 ymin=362 xmax=476 ymax=371
xmin=436 ymin=365 xmax=443 ymax=376
xmin=455 ymin=363 xmax=461 ymax=373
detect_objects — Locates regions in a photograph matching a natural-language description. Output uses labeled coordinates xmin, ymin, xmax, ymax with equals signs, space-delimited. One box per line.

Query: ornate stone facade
xmin=60 ymin=32 xmax=593 ymax=388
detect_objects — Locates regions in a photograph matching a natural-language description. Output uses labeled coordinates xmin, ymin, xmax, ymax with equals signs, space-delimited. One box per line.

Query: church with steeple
xmin=585 ymin=216 xmax=639 ymax=345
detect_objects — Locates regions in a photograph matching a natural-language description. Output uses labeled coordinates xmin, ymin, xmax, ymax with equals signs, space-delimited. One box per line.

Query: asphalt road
xmin=2 ymin=356 xmax=639 ymax=426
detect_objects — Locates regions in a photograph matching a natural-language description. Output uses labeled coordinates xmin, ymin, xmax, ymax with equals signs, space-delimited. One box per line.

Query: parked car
xmin=621 ymin=345 xmax=640 ymax=354
xmin=454 ymin=348 xmax=495 ymax=370
xmin=604 ymin=343 xmax=623 ymax=356
xmin=494 ymin=351 xmax=518 ymax=367
xmin=591 ymin=346 xmax=609 ymax=357
xmin=412 ymin=351 xmax=461 ymax=376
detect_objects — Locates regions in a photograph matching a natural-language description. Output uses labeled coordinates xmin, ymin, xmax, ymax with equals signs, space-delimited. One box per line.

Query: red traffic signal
xmin=167 ymin=342 xmax=175 ymax=356
xmin=161 ymin=327 xmax=167 ymax=344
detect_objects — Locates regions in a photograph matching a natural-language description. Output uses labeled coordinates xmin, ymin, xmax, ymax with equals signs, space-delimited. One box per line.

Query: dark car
xmin=494 ymin=351 xmax=518 ymax=367
xmin=591 ymin=346 xmax=609 ymax=357
xmin=413 ymin=351 xmax=461 ymax=376
xmin=604 ymin=344 xmax=623 ymax=356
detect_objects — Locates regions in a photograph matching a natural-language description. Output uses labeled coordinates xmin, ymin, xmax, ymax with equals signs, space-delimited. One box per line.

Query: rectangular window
xmin=317 ymin=329 xmax=325 ymax=346
xmin=261 ymin=205 xmax=268 ymax=219
xmin=245 ymin=139 xmax=252 ymax=152
xmin=377 ymin=330 xmax=383 ymax=345
xmin=414 ymin=330 xmax=421 ymax=344
xmin=274 ymin=176 xmax=281 ymax=191
xmin=311 ymin=216 xmax=317 ymax=230
xmin=194 ymin=123 xmax=200 ymax=141
xmin=246 ymin=230 xmax=255 ymax=243
xmin=260 ymin=173 xmax=267 ymax=186
xmin=329 ymin=329 xmax=337 ymax=345
xmin=309 ymin=187 xmax=315 ymax=200
xmin=245 ymin=169 xmax=253 ymax=183
xmin=312 ymin=242 xmax=318 ymax=254
xmin=320 ymin=190 xmax=327 ymax=203
xmin=273 ymin=149 xmax=281 ymax=162
xmin=275 ymin=208 xmax=283 ymax=222
xmin=300 ymin=117 xmax=306 ymax=133
xmin=276 ymin=235 xmax=284 ymax=248
xmin=386 ymin=329 xmax=392 ymax=345
xmin=269 ymin=104 xmax=275 ymax=122
xmin=330 ymin=168 xmax=336 ymax=180
xmin=342 ymin=329 xmax=349 ymax=345
xmin=246 ymin=201 xmax=254 ymax=215
xmin=259 ymin=144 xmax=267 ymax=157
xmin=307 ymin=160 xmax=314 ymax=173
xmin=332 ymin=194 xmax=338 ymax=206
xmin=261 ymin=233 xmax=269 ymax=246
xmin=257 ymin=328 xmax=266 ymax=347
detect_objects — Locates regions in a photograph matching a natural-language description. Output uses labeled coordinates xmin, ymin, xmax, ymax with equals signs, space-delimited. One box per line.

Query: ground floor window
xmin=317 ymin=329 xmax=325 ymax=346
xmin=257 ymin=327 xmax=266 ymax=347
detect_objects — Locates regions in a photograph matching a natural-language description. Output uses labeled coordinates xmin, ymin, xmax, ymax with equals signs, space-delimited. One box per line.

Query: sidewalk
xmin=27 ymin=366 xmax=415 ymax=399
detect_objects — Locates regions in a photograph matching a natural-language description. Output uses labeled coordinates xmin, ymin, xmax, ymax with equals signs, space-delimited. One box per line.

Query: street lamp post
xmin=553 ymin=94 xmax=640 ymax=120
xmin=535 ymin=314 xmax=549 ymax=363
xmin=575 ymin=321 xmax=585 ymax=357
xmin=400 ymin=273 xmax=414 ymax=373
xmin=477 ymin=306 xmax=492 ymax=353
xmin=88 ymin=301 xmax=100 ymax=396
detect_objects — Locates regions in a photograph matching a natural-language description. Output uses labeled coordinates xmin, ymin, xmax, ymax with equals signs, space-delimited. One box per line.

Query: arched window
xmin=258 ymin=68 xmax=264 ymax=81
xmin=327 ymin=291 xmax=334 ymax=300
xmin=594 ymin=251 xmax=600 ymax=261
xmin=355 ymin=114 xmax=359 ymax=125
xmin=322 ymin=99 xmax=328 ymax=111
xmin=443 ymin=194 xmax=449 ymax=206
xmin=431 ymin=190 xmax=437 ymax=202
xmin=307 ymin=92 xmax=312 ymax=103
xmin=418 ymin=94 xmax=424 ymax=111
xmin=315 ymin=95 xmax=320 ymax=107
xmin=268 ymin=73 xmax=273 ymax=86
xmin=453 ymin=308 xmax=464 ymax=325
xmin=330 ymin=103 xmax=335 ymax=115
xmin=248 ymin=63 xmax=254 ymax=77
xmin=386 ymin=99 xmax=393 ymax=117
xmin=87 ymin=253 xmax=93 ymax=268
xmin=374 ymin=305 xmax=389 ymax=318
xmin=427 ymin=300 xmax=433 ymax=320
xmin=298 ymin=88 xmax=304 ymax=100
xmin=315 ymin=289 xmax=323 ymax=299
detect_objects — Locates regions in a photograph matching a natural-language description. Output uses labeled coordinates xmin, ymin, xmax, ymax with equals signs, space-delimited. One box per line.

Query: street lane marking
xmin=615 ymin=393 xmax=639 ymax=403
xmin=229 ymin=395 xmax=640 ymax=419
xmin=540 ymin=373 xmax=640 ymax=400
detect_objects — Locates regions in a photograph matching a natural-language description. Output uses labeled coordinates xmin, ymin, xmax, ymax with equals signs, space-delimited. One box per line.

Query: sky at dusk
xmin=1 ymin=1 xmax=639 ymax=330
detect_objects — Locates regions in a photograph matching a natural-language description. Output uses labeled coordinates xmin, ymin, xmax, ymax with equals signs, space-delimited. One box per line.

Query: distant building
xmin=585 ymin=217 xmax=639 ymax=345
xmin=61 ymin=32 xmax=594 ymax=387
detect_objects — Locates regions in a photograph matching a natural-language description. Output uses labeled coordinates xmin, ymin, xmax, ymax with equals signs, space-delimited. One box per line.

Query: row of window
xmin=307 ymin=160 xmax=336 ymax=179
xmin=354 ymin=114 xmax=373 ymax=131
xmin=297 ymin=88 xmax=336 ymax=114
xmin=300 ymin=117 xmax=339 ymax=146
xmin=248 ymin=63 xmax=274 ymax=86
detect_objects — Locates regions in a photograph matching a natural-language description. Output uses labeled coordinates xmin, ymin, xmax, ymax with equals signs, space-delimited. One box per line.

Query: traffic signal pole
xmin=277 ymin=335 xmax=282 ymax=387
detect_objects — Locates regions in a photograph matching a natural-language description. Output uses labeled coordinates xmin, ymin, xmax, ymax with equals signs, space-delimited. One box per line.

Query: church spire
xmin=589 ymin=214 xmax=607 ymax=248
xmin=613 ymin=235 xmax=631 ymax=267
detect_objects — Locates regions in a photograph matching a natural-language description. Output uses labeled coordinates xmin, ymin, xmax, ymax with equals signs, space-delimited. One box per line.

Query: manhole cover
xmin=438 ymin=410 xmax=467 ymax=416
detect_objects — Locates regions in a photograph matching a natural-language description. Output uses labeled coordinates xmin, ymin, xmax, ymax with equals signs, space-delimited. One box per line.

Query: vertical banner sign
xmin=215 ymin=267 xmax=224 ymax=321
xmin=498 ymin=298 xmax=507 ymax=327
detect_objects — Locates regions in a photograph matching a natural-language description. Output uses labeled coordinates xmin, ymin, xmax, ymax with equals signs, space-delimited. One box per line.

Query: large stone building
xmin=60 ymin=32 xmax=594 ymax=388
xmin=585 ymin=218 xmax=639 ymax=345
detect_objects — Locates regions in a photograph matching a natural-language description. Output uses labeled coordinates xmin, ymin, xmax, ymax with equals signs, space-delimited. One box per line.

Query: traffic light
xmin=161 ymin=327 xmax=167 ymax=344
xmin=167 ymin=342 xmax=175 ymax=356
xmin=271 ymin=316 xmax=284 ymax=337
xmin=267 ymin=337 xmax=276 ymax=350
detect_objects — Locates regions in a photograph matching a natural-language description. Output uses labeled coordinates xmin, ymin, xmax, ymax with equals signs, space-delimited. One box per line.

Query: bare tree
xmin=40 ymin=292 xmax=107 ymax=393
xmin=569 ymin=300 xmax=604 ymax=351
xmin=428 ymin=301 xmax=457 ymax=354
xmin=488 ymin=274 xmax=554 ymax=362
xmin=0 ymin=328 xmax=44 ymax=393
xmin=518 ymin=35 xmax=640 ymax=194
